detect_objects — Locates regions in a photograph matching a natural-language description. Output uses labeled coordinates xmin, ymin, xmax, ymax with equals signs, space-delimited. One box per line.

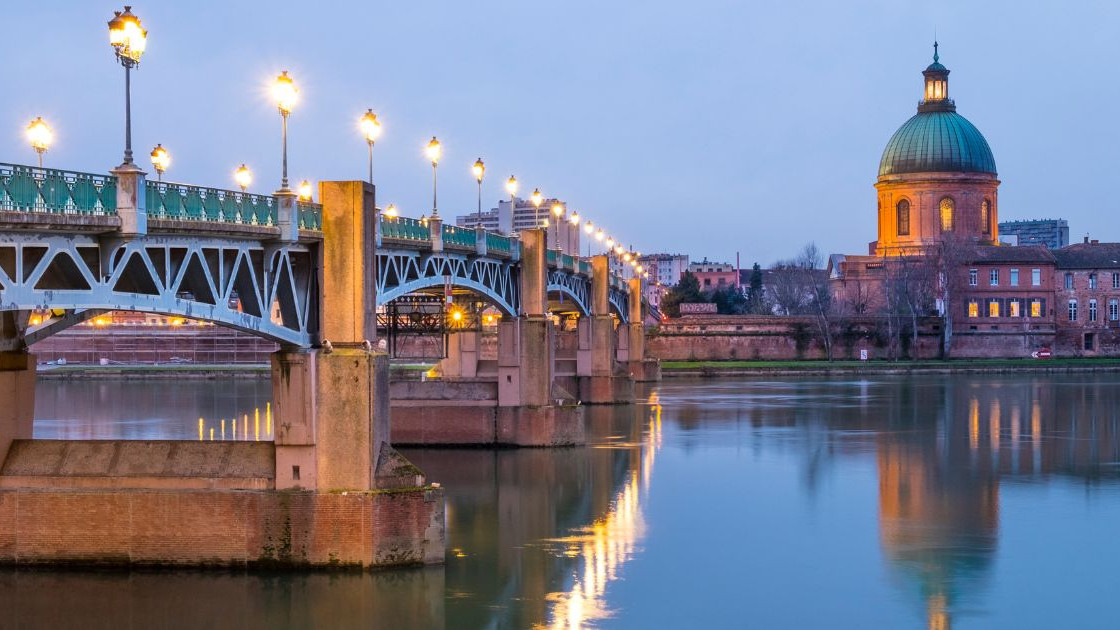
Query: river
xmin=5 ymin=374 xmax=1120 ymax=629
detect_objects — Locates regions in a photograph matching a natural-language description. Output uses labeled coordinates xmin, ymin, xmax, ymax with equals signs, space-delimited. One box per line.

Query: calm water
xmin=6 ymin=374 xmax=1120 ymax=629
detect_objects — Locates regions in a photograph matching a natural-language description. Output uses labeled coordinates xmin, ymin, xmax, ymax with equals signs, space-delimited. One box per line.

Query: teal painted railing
xmin=561 ymin=254 xmax=575 ymax=269
xmin=442 ymin=224 xmax=477 ymax=248
xmin=546 ymin=250 xmax=558 ymax=266
xmin=297 ymin=201 xmax=322 ymax=230
xmin=486 ymin=232 xmax=512 ymax=255
xmin=146 ymin=180 xmax=277 ymax=226
xmin=380 ymin=216 xmax=431 ymax=241
xmin=0 ymin=163 xmax=116 ymax=215
xmin=579 ymin=260 xmax=591 ymax=275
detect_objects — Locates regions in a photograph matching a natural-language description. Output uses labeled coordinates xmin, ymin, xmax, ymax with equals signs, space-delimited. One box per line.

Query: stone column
xmin=0 ymin=351 xmax=35 ymax=466
xmin=273 ymin=180 xmax=389 ymax=491
xmin=110 ymin=163 xmax=147 ymax=236
xmin=582 ymin=255 xmax=633 ymax=403
xmin=275 ymin=191 xmax=300 ymax=243
xmin=626 ymin=276 xmax=661 ymax=383
xmin=439 ymin=331 xmax=479 ymax=379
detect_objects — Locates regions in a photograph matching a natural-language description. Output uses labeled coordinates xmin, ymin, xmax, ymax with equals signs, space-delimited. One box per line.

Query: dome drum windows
xmin=939 ymin=197 xmax=955 ymax=232
xmin=896 ymin=199 xmax=910 ymax=236
xmin=981 ymin=198 xmax=992 ymax=235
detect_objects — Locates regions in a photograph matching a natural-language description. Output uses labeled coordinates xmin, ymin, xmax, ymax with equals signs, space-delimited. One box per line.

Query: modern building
xmin=998 ymin=219 xmax=1069 ymax=249
xmin=688 ymin=259 xmax=738 ymax=290
xmin=456 ymin=197 xmax=582 ymax=255
xmin=638 ymin=253 xmax=689 ymax=287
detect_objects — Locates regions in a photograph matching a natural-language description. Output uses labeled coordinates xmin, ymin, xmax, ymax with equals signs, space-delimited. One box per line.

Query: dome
xmin=878 ymin=110 xmax=997 ymax=177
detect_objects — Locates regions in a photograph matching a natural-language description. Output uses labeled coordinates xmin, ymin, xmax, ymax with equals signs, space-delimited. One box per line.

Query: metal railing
xmin=0 ymin=163 xmax=117 ymax=215
xmin=442 ymin=224 xmax=477 ymax=248
xmin=380 ymin=215 xmax=431 ymax=241
xmin=146 ymin=180 xmax=276 ymax=226
xmin=486 ymin=232 xmax=513 ymax=255
xmin=297 ymin=201 xmax=322 ymax=230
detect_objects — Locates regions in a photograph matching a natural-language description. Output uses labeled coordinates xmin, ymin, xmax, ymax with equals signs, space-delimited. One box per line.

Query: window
xmin=1113 ymin=272 xmax=1119 ymax=289
xmin=969 ymin=269 xmax=978 ymax=286
xmin=1065 ymin=273 xmax=1074 ymax=290
xmin=981 ymin=199 xmax=991 ymax=235
xmin=896 ymin=199 xmax=910 ymax=236
xmin=989 ymin=300 xmax=1000 ymax=318
xmin=1031 ymin=299 xmax=1042 ymax=318
xmin=1010 ymin=300 xmax=1021 ymax=318
xmin=1085 ymin=333 xmax=1095 ymax=351
xmin=968 ymin=301 xmax=979 ymax=318
xmin=939 ymin=197 xmax=955 ymax=232
xmin=1032 ymin=268 xmax=1041 ymax=286
xmin=1090 ymin=299 xmax=1098 ymax=322
xmin=1010 ymin=269 xmax=1019 ymax=286
xmin=989 ymin=269 xmax=999 ymax=286
xmin=1089 ymin=273 xmax=1098 ymax=289
xmin=1110 ymin=299 xmax=1118 ymax=321
xmin=1069 ymin=299 xmax=1078 ymax=321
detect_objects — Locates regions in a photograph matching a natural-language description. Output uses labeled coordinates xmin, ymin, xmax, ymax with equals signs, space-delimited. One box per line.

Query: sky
xmin=3 ymin=1 xmax=1119 ymax=266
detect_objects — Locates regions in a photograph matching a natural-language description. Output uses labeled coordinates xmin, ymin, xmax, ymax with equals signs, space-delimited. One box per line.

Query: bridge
xmin=0 ymin=160 xmax=660 ymax=569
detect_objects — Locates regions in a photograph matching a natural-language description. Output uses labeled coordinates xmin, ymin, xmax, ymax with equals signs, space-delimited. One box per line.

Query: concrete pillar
xmin=429 ymin=216 xmax=443 ymax=252
xmin=628 ymin=276 xmax=645 ymax=363
xmin=582 ymin=255 xmax=633 ymax=403
xmin=0 ymin=351 xmax=35 ymax=466
xmin=498 ymin=228 xmax=552 ymax=407
xmin=275 ymin=191 xmax=300 ymax=242
xmin=273 ymin=180 xmax=389 ymax=491
xmin=439 ymin=331 xmax=479 ymax=379
xmin=110 ymin=163 xmax=147 ymax=236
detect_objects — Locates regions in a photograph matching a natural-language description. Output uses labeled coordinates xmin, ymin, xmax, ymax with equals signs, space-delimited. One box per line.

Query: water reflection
xmin=15 ymin=375 xmax=1120 ymax=628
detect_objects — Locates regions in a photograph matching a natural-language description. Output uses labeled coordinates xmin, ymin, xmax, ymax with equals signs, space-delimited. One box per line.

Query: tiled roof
xmin=967 ymin=245 xmax=1055 ymax=264
xmin=1052 ymin=243 xmax=1120 ymax=269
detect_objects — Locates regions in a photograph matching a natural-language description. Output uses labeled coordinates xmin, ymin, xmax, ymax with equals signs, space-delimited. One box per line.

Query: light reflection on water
xmin=9 ymin=374 xmax=1120 ymax=629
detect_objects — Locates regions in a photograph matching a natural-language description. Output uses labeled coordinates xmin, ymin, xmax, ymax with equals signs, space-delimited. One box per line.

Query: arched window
xmin=896 ymin=199 xmax=910 ymax=236
xmin=939 ymin=197 xmax=955 ymax=232
xmin=981 ymin=199 xmax=991 ymax=235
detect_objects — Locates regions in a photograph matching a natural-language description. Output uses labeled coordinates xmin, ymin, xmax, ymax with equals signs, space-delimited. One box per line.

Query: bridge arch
xmin=377 ymin=250 xmax=519 ymax=317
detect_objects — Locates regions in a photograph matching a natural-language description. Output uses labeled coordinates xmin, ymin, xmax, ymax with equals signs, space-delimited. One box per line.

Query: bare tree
xmin=796 ymin=243 xmax=835 ymax=361
xmin=768 ymin=261 xmax=808 ymax=315
xmin=931 ymin=234 xmax=972 ymax=358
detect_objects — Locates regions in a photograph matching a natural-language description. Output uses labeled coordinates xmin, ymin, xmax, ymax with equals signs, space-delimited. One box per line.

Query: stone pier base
xmin=0 ymin=485 xmax=444 ymax=569
xmin=580 ymin=374 xmax=635 ymax=404
xmin=629 ymin=358 xmax=663 ymax=383
xmin=392 ymin=404 xmax=585 ymax=446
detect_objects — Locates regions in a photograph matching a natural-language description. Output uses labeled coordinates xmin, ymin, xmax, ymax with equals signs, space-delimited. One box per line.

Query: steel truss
xmin=0 ymin=232 xmax=317 ymax=347
xmin=377 ymin=249 xmax=519 ymax=317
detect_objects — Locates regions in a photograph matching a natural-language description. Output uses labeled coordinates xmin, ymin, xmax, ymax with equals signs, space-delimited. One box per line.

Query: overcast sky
xmin=3 ymin=1 xmax=1117 ymax=266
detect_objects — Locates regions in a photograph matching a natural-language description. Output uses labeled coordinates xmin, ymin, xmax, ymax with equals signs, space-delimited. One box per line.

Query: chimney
xmin=1084 ymin=235 xmax=1090 ymax=244
xmin=1092 ymin=239 xmax=1100 ymax=245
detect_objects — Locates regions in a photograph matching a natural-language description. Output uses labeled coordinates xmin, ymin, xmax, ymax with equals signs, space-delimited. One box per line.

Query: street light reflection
xmin=197 ymin=401 xmax=273 ymax=442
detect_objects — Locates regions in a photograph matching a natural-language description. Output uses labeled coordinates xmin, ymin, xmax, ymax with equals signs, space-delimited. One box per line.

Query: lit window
xmin=989 ymin=269 xmax=999 ymax=286
xmin=1031 ymin=300 xmax=1042 ymax=318
xmin=940 ymin=197 xmax=954 ymax=232
xmin=896 ymin=199 xmax=910 ymax=236
xmin=968 ymin=301 xmax=979 ymax=318
xmin=989 ymin=300 xmax=1000 ymax=318
xmin=1089 ymin=273 xmax=1098 ymax=289
xmin=1065 ymin=273 xmax=1074 ymax=290
xmin=1032 ymin=269 xmax=1041 ymax=286
xmin=969 ymin=269 xmax=978 ymax=286
xmin=1010 ymin=300 xmax=1021 ymax=317
xmin=1090 ymin=299 xmax=1098 ymax=322
xmin=1069 ymin=299 xmax=1078 ymax=321
xmin=981 ymin=199 xmax=991 ymax=235
xmin=1010 ymin=269 xmax=1019 ymax=286
xmin=1110 ymin=299 xmax=1118 ymax=321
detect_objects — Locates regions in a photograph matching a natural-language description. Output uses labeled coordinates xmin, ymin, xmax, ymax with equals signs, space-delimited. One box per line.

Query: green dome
xmin=878 ymin=110 xmax=997 ymax=177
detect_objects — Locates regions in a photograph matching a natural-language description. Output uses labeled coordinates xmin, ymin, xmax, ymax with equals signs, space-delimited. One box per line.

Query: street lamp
xmin=505 ymin=175 xmax=518 ymax=207
xmin=472 ymin=157 xmax=485 ymax=225
xmin=149 ymin=144 xmax=169 ymax=181
xmin=26 ymin=117 xmax=52 ymax=168
xmin=384 ymin=203 xmax=398 ymax=218
xmin=569 ymin=211 xmax=580 ymax=225
xmin=235 ymin=164 xmax=252 ymax=193
xmin=272 ymin=71 xmax=298 ymax=191
xmin=298 ymin=180 xmax=312 ymax=202
xmin=107 ymin=6 xmax=147 ymax=167
xmin=359 ymin=108 xmax=380 ymax=185
xmin=426 ymin=136 xmax=441 ymax=217
xmin=584 ymin=220 xmax=594 ymax=256
xmin=532 ymin=188 xmax=543 ymax=209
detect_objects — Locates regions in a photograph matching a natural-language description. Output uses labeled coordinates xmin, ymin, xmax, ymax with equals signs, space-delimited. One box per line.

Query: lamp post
xmin=383 ymin=203 xmax=398 ymax=218
xmin=359 ymin=109 xmax=380 ymax=185
xmin=426 ymin=136 xmax=441 ymax=217
xmin=472 ymin=158 xmax=485 ymax=226
xmin=149 ymin=144 xmax=169 ymax=181
xmin=235 ymin=164 xmax=252 ymax=193
xmin=107 ymin=6 xmax=147 ymax=168
xmin=505 ymin=175 xmax=518 ymax=220
xmin=26 ymin=117 xmax=52 ymax=169
xmin=584 ymin=220 xmax=594 ymax=257
xmin=298 ymin=180 xmax=312 ymax=202
xmin=272 ymin=71 xmax=298 ymax=192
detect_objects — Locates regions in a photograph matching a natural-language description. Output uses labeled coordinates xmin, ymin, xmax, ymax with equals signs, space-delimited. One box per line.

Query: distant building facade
xmin=688 ymin=259 xmax=737 ymax=290
xmin=456 ymin=196 xmax=582 ymax=255
xmin=638 ymin=253 xmax=689 ymax=287
xmin=998 ymin=219 xmax=1069 ymax=249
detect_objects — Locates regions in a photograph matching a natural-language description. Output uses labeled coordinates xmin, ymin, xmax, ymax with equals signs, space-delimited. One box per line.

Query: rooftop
xmin=1053 ymin=242 xmax=1120 ymax=269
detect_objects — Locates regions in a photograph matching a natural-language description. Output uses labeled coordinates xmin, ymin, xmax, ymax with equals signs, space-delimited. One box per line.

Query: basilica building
xmin=831 ymin=46 xmax=1120 ymax=357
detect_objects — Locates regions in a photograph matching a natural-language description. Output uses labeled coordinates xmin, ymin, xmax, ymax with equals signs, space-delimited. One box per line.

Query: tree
xmin=711 ymin=285 xmax=747 ymax=314
xmin=661 ymin=270 xmax=704 ymax=317
xmin=931 ymin=234 xmax=972 ymax=358
xmin=796 ymin=243 xmax=835 ymax=361
xmin=745 ymin=263 xmax=767 ymax=314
